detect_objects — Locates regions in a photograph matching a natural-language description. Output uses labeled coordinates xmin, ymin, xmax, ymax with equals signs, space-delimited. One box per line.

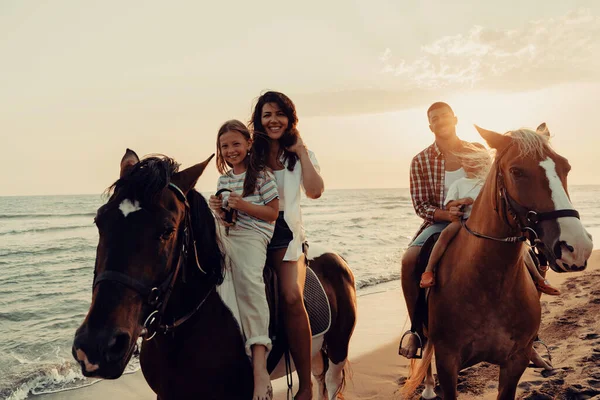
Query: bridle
xmin=92 ymin=183 xmax=213 ymax=341
xmin=462 ymin=142 xmax=580 ymax=268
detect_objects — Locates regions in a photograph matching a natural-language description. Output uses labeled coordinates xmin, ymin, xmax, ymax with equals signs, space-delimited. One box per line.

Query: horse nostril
xmin=105 ymin=332 xmax=130 ymax=363
xmin=554 ymin=242 xmax=563 ymax=259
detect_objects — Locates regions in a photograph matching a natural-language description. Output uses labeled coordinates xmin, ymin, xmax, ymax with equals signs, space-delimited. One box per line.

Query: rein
xmin=93 ymin=183 xmax=213 ymax=340
xmin=462 ymin=142 xmax=580 ymax=264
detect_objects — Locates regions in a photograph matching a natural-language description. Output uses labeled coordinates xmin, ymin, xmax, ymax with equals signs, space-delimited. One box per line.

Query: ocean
xmin=1 ymin=186 xmax=599 ymax=399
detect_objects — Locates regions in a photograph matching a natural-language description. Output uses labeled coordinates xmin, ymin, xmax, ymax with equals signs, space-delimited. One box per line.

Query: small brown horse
xmin=72 ymin=150 xmax=356 ymax=400
xmin=402 ymin=124 xmax=594 ymax=399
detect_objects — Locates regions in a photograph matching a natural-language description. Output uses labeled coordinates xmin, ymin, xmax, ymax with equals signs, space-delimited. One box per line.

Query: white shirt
xmin=273 ymin=169 xmax=286 ymax=211
xmin=273 ymin=150 xmax=320 ymax=261
xmin=444 ymin=167 xmax=466 ymax=198
xmin=444 ymin=177 xmax=484 ymax=219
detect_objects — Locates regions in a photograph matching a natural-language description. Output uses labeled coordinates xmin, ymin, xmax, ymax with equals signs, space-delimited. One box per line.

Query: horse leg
xmin=318 ymin=254 xmax=356 ymax=399
xmin=422 ymin=364 xmax=437 ymax=399
xmin=497 ymin=353 xmax=529 ymax=400
xmin=325 ymin=358 xmax=346 ymax=400
xmin=312 ymin=349 xmax=328 ymax=400
xmin=435 ymin=353 xmax=459 ymax=400
xmin=323 ymin=306 xmax=354 ymax=399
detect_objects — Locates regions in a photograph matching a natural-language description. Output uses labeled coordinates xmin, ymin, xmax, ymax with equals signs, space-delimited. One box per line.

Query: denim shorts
xmin=409 ymin=222 xmax=450 ymax=247
xmin=267 ymin=212 xmax=293 ymax=251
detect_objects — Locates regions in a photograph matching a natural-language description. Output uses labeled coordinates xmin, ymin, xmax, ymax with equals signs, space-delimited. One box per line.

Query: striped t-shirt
xmin=217 ymin=170 xmax=279 ymax=240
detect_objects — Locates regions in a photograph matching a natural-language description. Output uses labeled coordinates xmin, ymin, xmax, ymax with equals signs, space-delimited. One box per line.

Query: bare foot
xmin=530 ymin=347 xmax=553 ymax=370
xmin=253 ymin=368 xmax=273 ymax=400
xmin=398 ymin=333 xmax=419 ymax=359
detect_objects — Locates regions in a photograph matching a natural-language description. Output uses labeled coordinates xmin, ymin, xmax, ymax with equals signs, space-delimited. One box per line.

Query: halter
xmin=92 ymin=183 xmax=212 ymax=340
xmin=462 ymin=142 xmax=580 ymax=268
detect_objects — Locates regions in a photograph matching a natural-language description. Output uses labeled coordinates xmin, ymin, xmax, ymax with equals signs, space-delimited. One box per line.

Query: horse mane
xmin=507 ymin=128 xmax=551 ymax=160
xmin=107 ymin=155 xmax=180 ymax=205
xmin=187 ymin=190 xmax=225 ymax=285
xmin=106 ymin=155 xmax=224 ymax=284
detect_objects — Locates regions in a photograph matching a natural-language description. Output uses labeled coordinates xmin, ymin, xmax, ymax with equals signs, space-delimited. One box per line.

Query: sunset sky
xmin=2 ymin=1 xmax=599 ymax=196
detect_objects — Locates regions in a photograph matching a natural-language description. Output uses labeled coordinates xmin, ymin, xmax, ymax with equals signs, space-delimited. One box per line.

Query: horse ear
xmin=536 ymin=122 xmax=550 ymax=137
xmin=120 ymin=148 xmax=140 ymax=178
xmin=172 ymin=154 xmax=215 ymax=193
xmin=474 ymin=125 xmax=511 ymax=151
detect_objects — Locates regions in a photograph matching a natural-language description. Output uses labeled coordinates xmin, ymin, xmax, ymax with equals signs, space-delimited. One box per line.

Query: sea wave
xmin=355 ymin=272 xmax=401 ymax=290
xmin=0 ymin=224 xmax=93 ymax=237
xmin=0 ymin=213 xmax=95 ymax=220
xmin=2 ymin=355 xmax=140 ymax=400
xmin=0 ymin=243 xmax=96 ymax=258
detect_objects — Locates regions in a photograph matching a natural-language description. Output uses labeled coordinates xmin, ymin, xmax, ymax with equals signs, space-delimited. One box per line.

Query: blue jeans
xmin=409 ymin=222 xmax=450 ymax=247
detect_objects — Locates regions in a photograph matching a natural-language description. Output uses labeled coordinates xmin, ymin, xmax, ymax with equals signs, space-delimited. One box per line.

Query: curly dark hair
xmin=249 ymin=91 xmax=300 ymax=173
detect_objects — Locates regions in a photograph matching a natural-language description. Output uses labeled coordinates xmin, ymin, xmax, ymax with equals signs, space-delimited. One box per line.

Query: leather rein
xmin=92 ymin=183 xmax=213 ymax=341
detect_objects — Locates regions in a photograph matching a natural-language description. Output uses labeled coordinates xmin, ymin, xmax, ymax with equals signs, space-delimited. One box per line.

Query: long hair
xmin=215 ymin=119 xmax=261 ymax=197
xmin=249 ymin=91 xmax=300 ymax=172
xmin=453 ymin=143 xmax=492 ymax=182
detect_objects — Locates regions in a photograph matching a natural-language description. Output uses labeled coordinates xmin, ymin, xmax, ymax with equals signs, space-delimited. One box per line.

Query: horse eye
xmin=510 ymin=167 xmax=525 ymax=178
xmin=160 ymin=228 xmax=175 ymax=241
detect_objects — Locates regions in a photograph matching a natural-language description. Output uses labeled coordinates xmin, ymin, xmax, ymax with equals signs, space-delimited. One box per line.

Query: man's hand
xmin=445 ymin=197 xmax=474 ymax=210
xmin=448 ymin=206 xmax=463 ymax=221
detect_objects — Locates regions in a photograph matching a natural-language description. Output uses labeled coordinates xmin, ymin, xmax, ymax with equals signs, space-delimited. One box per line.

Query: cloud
xmin=380 ymin=9 xmax=600 ymax=91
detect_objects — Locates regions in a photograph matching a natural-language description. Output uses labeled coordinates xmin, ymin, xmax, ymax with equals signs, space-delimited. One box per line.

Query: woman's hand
xmin=285 ymin=135 xmax=307 ymax=155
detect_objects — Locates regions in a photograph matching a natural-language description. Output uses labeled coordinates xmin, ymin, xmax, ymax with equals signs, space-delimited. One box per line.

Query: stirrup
xmin=398 ymin=330 xmax=423 ymax=359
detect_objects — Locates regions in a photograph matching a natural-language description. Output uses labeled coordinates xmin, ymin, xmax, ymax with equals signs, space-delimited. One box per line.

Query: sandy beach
xmin=35 ymin=249 xmax=600 ymax=400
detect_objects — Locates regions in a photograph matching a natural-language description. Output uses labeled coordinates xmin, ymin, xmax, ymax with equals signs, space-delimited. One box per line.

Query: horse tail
xmin=400 ymin=340 xmax=434 ymax=397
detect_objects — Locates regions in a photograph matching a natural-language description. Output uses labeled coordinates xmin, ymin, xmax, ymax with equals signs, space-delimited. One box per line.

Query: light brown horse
xmin=402 ymin=124 xmax=593 ymax=399
xmin=72 ymin=150 xmax=356 ymax=400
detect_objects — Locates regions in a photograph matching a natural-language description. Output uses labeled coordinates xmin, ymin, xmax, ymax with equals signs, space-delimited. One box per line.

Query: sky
xmin=1 ymin=0 xmax=600 ymax=196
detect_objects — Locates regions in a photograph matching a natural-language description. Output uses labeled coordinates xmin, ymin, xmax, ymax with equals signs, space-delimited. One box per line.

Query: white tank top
xmin=444 ymin=167 xmax=466 ymax=198
xmin=273 ymin=169 xmax=286 ymax=211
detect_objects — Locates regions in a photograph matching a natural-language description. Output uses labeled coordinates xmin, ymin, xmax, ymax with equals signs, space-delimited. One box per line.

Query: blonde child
xmin=419 ymin=146 xmax=560 ymax=296
xmin=208 ymin=120 xmax=279 ymax=400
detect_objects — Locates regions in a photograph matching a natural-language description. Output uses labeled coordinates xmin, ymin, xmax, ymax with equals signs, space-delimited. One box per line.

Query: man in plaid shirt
xmin=399 ymin=102 xmax=479 ymax=359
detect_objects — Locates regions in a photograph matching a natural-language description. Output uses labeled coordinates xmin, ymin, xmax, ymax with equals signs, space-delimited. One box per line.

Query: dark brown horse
xmin=72 ymin=150 xmax=356 ymax=400
xmin=401 ymin=124 xmax=593 ymax=399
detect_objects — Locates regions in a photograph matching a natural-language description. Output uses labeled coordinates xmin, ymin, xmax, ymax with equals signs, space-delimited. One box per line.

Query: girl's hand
xmin=227 ymin=192 xmax=246 ymax=211
xmin=285 ymin=135 xmax=307 ymax=155
xmin=446 ymin=197 xmax=473 ymax=210
xmin=209 ymin=195 xmax=222 ymax=212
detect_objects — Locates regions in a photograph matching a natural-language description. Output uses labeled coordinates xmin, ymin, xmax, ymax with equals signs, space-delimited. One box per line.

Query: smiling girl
xmin=208 ymin=119 xmax=279 ymax=400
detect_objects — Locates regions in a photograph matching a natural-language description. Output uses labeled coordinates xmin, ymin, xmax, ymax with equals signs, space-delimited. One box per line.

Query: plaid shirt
xmin=409 ymin=140 xmax=475 ymax=239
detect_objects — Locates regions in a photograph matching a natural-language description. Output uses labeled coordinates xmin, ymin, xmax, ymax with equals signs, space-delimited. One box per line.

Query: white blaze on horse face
xmin=540 ymin=158 xmax=593 ymax=267
xmin=119 ymin=199 xmax=142 ymax=218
